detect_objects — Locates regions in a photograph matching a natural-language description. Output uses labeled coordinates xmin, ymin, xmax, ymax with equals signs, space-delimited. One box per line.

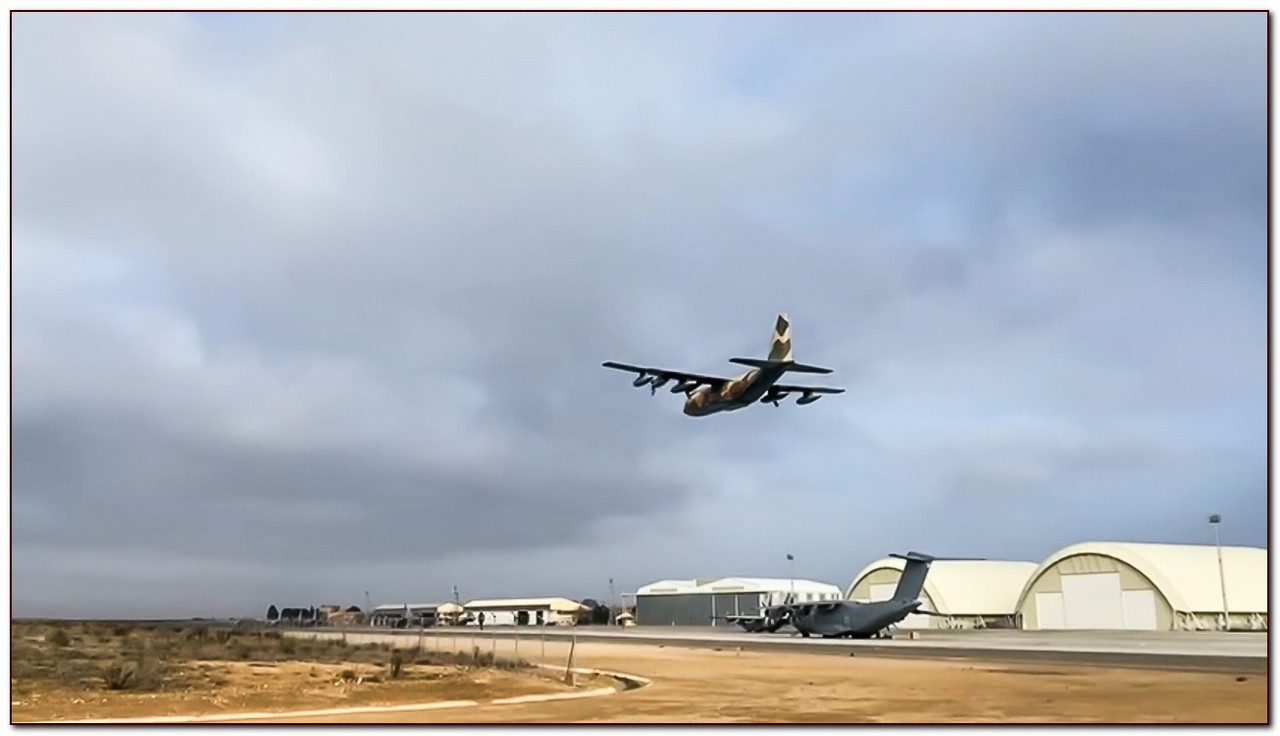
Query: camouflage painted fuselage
xmin=682 ymin=363 xmax=790 ymax=417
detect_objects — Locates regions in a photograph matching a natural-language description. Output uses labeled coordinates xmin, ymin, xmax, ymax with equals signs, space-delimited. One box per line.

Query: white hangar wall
xmin=1016 ymin=542 xmax=1268 ymax=631
xmin=635 ymin=577 xmax=844 ymax=627
xmin=846 ymin=558 xmax=1039 ymax=630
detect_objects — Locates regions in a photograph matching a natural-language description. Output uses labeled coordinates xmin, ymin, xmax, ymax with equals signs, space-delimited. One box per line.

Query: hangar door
xmin=869 ymin=583 xmax=932 ymax=629
xmin=1120 ymin=590 xmax=1158 ymax=630
xmin=1034 ymin=592 xmax=1066 ymax=629
xmin=1059 ymin=572 xmax=1126 ymax=629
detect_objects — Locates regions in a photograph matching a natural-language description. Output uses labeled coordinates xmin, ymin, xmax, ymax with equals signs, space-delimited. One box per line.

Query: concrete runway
xmin=319 ymin=625 xmax=1267 ymax=674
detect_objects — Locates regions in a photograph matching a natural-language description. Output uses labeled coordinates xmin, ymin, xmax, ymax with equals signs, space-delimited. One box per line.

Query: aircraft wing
xmin=770 ymin=385 xmax=846 ymax=395
xmin=601 ymin=361 xmax=729 ymax=390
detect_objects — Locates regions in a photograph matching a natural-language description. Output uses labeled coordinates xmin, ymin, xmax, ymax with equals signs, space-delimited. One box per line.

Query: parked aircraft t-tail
xmin=602 ymin=314 xmax=845 ymax=417
xmin=719 ymin=552 xmax=954 ymax=639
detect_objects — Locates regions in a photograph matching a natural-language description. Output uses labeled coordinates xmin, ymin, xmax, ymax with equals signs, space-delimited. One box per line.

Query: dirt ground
xmin=244 ymin=637 xmax=1268 ymax=724
xmin=15 ymin=625 xmax=1267 ymax=724
xmin=12 ymin=659 xmax=586 ymax=722
xmin=10 ymin=622 xmax=600 ymax=723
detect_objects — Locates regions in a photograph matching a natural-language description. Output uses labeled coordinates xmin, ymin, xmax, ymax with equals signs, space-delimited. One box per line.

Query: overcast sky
xmin=12 ymin=11 xmax=1267 ymax=619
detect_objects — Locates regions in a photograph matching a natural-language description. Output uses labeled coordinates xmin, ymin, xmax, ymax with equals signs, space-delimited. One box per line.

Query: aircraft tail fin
xmin=888 ymin=551 xmax=936 ymax=602
xmin=768 ymin=313 xmax=794 ymax=361
xmin=726 ymin=314 xmax=834 ymax=373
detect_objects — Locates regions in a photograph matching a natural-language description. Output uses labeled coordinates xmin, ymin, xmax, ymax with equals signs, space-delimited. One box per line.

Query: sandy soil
xmin=16 ymin=629 xmax=1265 ymax=724
xmin=12 ymin=657 xmax=596 ymax=723
xmin=241 ymin=637 xmax=1267 ymax=724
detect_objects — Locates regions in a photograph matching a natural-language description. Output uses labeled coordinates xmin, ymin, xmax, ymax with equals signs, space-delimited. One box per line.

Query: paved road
xmin=309 ymin=625 xmax=1268 ymax=674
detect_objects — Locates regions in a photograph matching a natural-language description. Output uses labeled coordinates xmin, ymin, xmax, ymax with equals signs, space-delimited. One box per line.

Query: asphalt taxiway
xmin=318 ymin=625 xmax=1267 ymax=674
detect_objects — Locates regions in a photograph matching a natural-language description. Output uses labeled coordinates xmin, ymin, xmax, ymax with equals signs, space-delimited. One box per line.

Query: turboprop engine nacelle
xmin=633 ymin=375 xmax=653 ymax=387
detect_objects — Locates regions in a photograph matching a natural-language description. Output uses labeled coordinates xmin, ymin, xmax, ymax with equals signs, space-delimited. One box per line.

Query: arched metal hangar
xmin=1015 ymin=541 xmax=1268 ymax=631
xmin=846 ymin=558 xmax=1038 ymax=630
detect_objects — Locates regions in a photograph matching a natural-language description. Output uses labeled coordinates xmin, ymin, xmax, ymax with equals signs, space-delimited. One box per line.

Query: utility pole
xmin=786 ymin=554 xmax=795 ymax=603
xmin=1209 ymin=515 xmax=1229 ymax=630
xmin=608 ymin=578 xmax=616 ymax=625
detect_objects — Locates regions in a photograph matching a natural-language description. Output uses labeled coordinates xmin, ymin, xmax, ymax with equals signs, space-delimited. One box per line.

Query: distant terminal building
xmin=1015 ymin=541 xmax=1268 ymax=631
xmin=462 ymin=597 xmax=587 ymax=626
xmin=846 ymin=558 xmax=1038 ymax=630
xmin=635 ymin=577 xmax=844 ymax=627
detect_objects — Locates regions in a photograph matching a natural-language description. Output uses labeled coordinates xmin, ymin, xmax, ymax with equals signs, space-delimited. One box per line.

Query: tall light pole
xmin=1209 ymin=515 xmax=1229 ymax=631
xmin=786 ymin=554 xmax=795 ymax=603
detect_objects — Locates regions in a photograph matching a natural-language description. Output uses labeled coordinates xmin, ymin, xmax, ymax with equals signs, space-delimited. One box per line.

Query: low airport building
xmin=635 ymin=577 xmax=844 ymax=627
xmin=1015 ymin=541 xmax=1268 ymax=631
xmin=462 ymin=597 xmax=587 ymax=626
xmin=369 ymin=602 xmax=460 ymax=628
xmin=845 ymin=558 xmax=1038 ymax=630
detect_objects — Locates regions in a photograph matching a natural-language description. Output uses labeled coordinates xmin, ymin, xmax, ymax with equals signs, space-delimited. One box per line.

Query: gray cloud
xmin=13 ymin=407 xmax=691 ymax=560
xmin=12 ymin=11 xmax=1265 ymax=617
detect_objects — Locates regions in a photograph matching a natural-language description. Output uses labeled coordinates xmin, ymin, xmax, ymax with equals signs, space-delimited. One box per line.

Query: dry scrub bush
xmin=102 ymin=650 xmax=164 ymax=692
xmin=390 ymin=651 xmax=405 ymax=679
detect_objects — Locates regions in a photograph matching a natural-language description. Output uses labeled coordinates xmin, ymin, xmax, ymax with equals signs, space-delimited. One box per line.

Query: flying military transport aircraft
xmin=602 ymin=314 xmax=844 ymax=417
xmin=720 ymin=551 xmax=944 ymax=639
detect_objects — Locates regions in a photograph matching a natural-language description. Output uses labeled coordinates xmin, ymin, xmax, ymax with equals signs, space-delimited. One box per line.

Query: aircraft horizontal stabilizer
xmin=888 ymin=551 xmax=938 ymax=563
xmin=890 ymin=551 xmax=987 ymax=563
xmin=729 ymin=357 xmax=783 ymax=369
xmin=728 ymin=357 xmax=834 ymax=375
xmin=783 ymin=362 xmax=834 ymax=375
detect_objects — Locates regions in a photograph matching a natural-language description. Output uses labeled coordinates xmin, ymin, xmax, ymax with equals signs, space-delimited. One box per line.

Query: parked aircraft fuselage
xmin=786 ymin=599 xmax=924 ymax=639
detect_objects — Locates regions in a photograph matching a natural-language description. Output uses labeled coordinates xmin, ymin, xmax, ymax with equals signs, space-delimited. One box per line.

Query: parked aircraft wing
xmin=717 ymin=613 xmax=763 ymax=622
xmin=601 ymin=361 xmax=729 ymax=390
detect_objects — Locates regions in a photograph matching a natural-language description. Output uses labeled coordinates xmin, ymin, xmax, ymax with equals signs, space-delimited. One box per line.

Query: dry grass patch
xmin=12 ymin=620 xmax=578 ymax=723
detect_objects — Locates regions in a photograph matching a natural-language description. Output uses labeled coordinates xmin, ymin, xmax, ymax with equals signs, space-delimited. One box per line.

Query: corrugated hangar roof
xmin=1020 ymin=541 xmax=1268 ymax=614
xmin=637 ymin=577 xmax=842 ymax=596
xmin=847 ymin=558 xmax=1039 ymax=615
xmin=636 ymin=579 xmax=700 ymax=595
xmin=463 ymin=597 xmax=587 ymax=612
xmin=698 ymin=578 xmax=843 ymax=595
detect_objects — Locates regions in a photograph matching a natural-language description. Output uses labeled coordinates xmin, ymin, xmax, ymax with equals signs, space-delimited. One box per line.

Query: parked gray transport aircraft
xmin=602 ymin=314 xmax=845 ymax=417
xmin=721 ymin=551 xmax=943 ymax=639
